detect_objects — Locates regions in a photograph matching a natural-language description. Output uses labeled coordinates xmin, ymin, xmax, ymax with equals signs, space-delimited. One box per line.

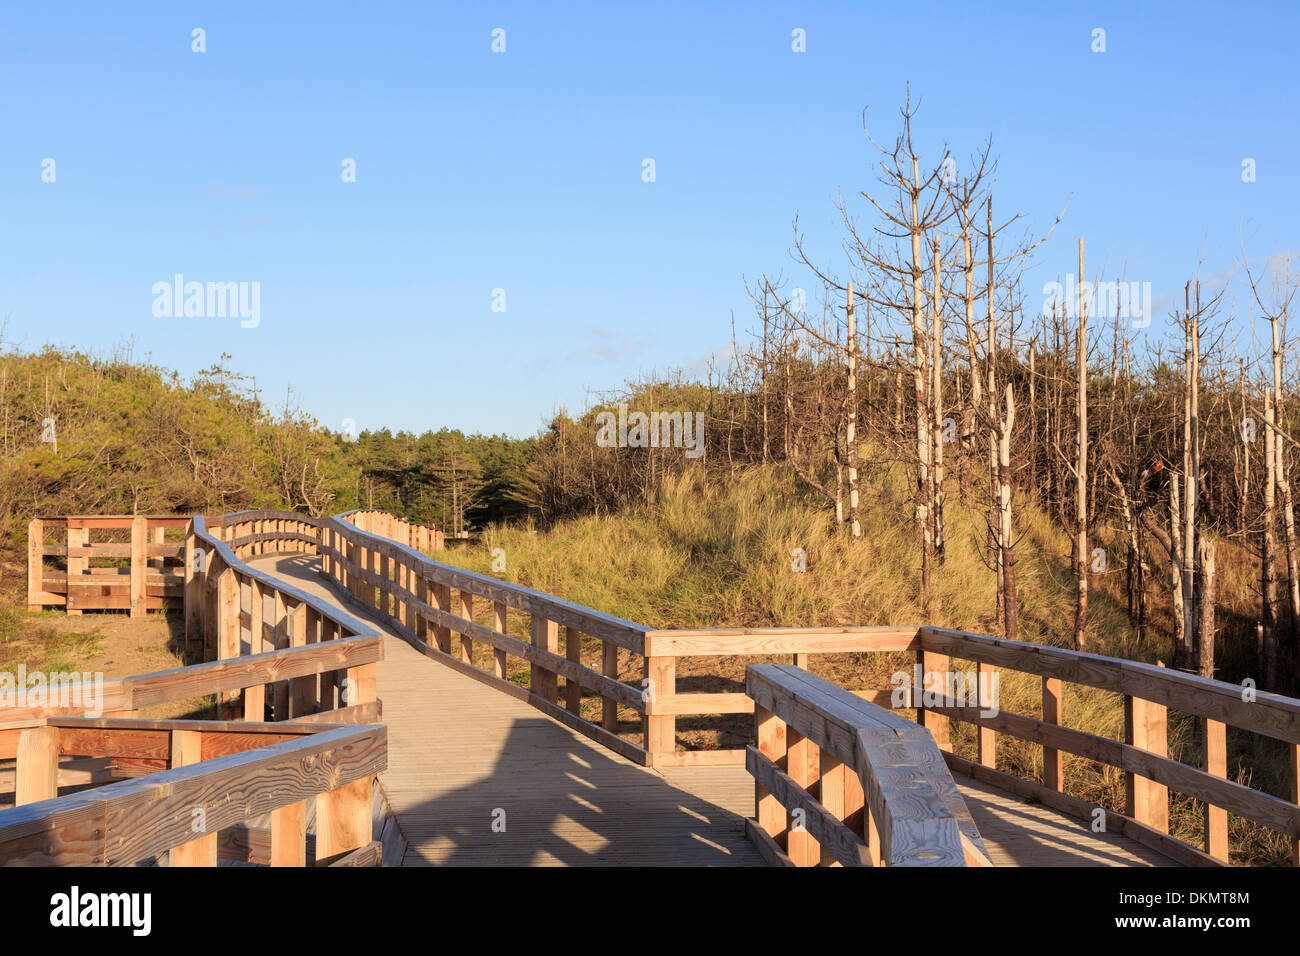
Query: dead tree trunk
xmin=1074 ymin=238 xmax=1090 ymax=651
xmin=846 ymin=282 xmax=861 ymax=538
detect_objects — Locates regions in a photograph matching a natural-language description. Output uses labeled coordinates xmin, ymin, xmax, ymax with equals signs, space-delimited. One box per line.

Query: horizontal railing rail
xmin=744 ymin=663 xmax=991 ymax=867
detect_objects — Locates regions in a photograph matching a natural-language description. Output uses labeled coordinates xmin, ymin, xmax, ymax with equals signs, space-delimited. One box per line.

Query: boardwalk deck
xmin=251 ymin=554 xmax=1177 ymax=867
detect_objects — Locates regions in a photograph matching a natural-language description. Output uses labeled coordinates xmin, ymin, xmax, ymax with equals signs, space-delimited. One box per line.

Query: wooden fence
xmin=28 ymin=515 xmax=189 ymax=615
xmin=745 ymin=663 xmax=991 ymax=867
xmin=4 ymin=507 xmax=392 ymax=866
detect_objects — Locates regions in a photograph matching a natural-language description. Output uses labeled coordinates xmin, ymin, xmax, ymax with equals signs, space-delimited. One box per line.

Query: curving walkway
xmin=250 ymin=554 xmax=1175 ymax=867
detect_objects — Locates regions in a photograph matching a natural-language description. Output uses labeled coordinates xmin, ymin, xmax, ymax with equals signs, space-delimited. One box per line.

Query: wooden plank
xmin=644 ymin=657 xmax=675 ymax=758
xmin=601 ymin=640 xmax=618 ymax=731
xmin=785 ymin=728 xmax=820 ymax=865
xmin=820 ymin=747 xmax=846 ymax=865
xmin=327 ymin=840 xmax=382 ymax=867
xmin=1043 ymin=676 xmax=1062 ymax=790
xmin=643 ymin=626 xmax=920 ymax=657
xmin=270 ymin=799 xmax=307 ymax=866
xmin=530 ymin=615 xmax=559 ymax=703
xmin=1204 ymin=717 xmax=1228 ymax=862
xmin=16 ymin=727 xmax=59 ymax=806
xmin=458 ymin=591 xmax=474 ymax=664
xmin=65 ymin=526 xmax=88 ymax=616
xmin=565 ymin=627 xmax=582 ymax=713
xmin=96 ymin=724 xmax=385 ymax=865
xmin=919 ymin=649 xmax=950 ymax=750
xmin=755 ymin=704 xmax=787 ymax=843
xmin=28 ymin=518 xmax=47 ymax=611
xmin=1125 ymin=695 xmax=1169 ymax=833
xmin=130 ymin=515 xmax=147 ymax=619
xmin=978 ymin=662 xmax=996 ymax=768
xmin=316 ymin=776 xmax=372 ymax=865
xmin=128 ymin=635 xmax=383 ymax=709
xmin=493 ymin=602 xmax=508 ymax=680
xmin=168 ymin=729 xmax=217 ymax=866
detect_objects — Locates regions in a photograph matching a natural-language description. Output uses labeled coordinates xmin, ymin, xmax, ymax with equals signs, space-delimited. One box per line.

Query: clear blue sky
xmin=2 ymin=1 xmax=1296 ymax=437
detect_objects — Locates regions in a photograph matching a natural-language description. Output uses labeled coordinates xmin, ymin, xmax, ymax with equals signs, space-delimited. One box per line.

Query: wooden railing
xmin=0 ymin=716 xmax=385 ymax=866
xmin=345 ymin=509 xmax=444 ymax=552
xmin=917 ymin=625 xmax=1300 ymax=867
xmin=25 ymin=507 xmax=1300 ymax=867
xmin=322 ymin=509 xmax=650 ymax=763
xmin=5 ymin=507 xmax=390 ymax=866
xmin=744 ymin=663 xmax=992 ymax=867
xmin=28 ymin=515 xmax=189 ymax=615
xmin=640 ymin=625 xmax=921 ymax=766
xmin=183 ymin=510 xmax=382 ymax=717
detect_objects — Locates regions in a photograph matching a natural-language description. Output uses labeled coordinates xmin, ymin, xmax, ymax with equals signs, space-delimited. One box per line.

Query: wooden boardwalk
xmin=251 ymin=554 xmax=1175 ymax=867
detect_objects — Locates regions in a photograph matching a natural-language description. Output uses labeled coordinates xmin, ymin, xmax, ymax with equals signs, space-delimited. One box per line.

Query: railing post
xmin=433 ymin=583 xmax=451 ymax=654
xmin=786 ymin=728 xmax=820 ymax=865
xmin=15 ymin=726 xmax=59 ymax=806
xmin=755 ymin=705 xmax=787 ymax=847
xmin=1042 ymin=677 xmax=1062 ymax=791
xmin=216 ymin=568 xmax=240 ymax=718
xmin=271 ymin=799 xmax=308 ymax=867
xmin=272 ymin=591 xmax=289 ymax=719
xmin=918 ymin=648 xmax=950 ymax=751
xmin=644 ymin=656 xmax=675 ymax=761
xmin=1290 ymin=743 xmax=1299 ymax=867
xmin=1124 ymin=695 xmax=1169 ymax=833
xmin=66 ymin=520 xmax=87 ymax=616
xmin=492 ymin=602 xmax=508 ymax=679
xmin=316 ymin=777 xmax=371 ymax=866
xmin=27 ymin=517 xmax=43 ymax=612
xmin=457 ymin=591 xmax=473 ymax=664
xmin=530 ymin=615 xmax=559 ymax=702
xmin=243 ymin=575 xmax=265 ymax=719
xmin=168 ymin=730 xmax=217 ymax=866
xmin=819 ymin=749 xmax=845 ymax=866
xmin=565 ymin=627 xmax=582 ymax=714
xmin=290 ymin=603 xmax=315 ymax=717
xmin=978 ymin=662 xmax=997 ymax=768
xmin=601 ymin=640 xmax=619 ymax=732
xmin=345 ymin=661 xmax=377 ymax=709
xmin=1202 ymin=717 xmax=1228 ymax=861
xmin=130 ymin=514 xmax=147 ymax=619
xmin=184 ymin=520 xmax=201 ymax=657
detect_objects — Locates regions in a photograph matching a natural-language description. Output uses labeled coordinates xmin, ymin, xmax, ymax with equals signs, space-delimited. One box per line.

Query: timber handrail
xmin=0 ymin=717 xmax=386 ymax=866
xmin=915 ymin=625 xmax=1300 ymax=866
xmin=186 ymin=512 xmax=383 ymax=719
xmin=745 ymin=663 xmax=991 ymax=867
